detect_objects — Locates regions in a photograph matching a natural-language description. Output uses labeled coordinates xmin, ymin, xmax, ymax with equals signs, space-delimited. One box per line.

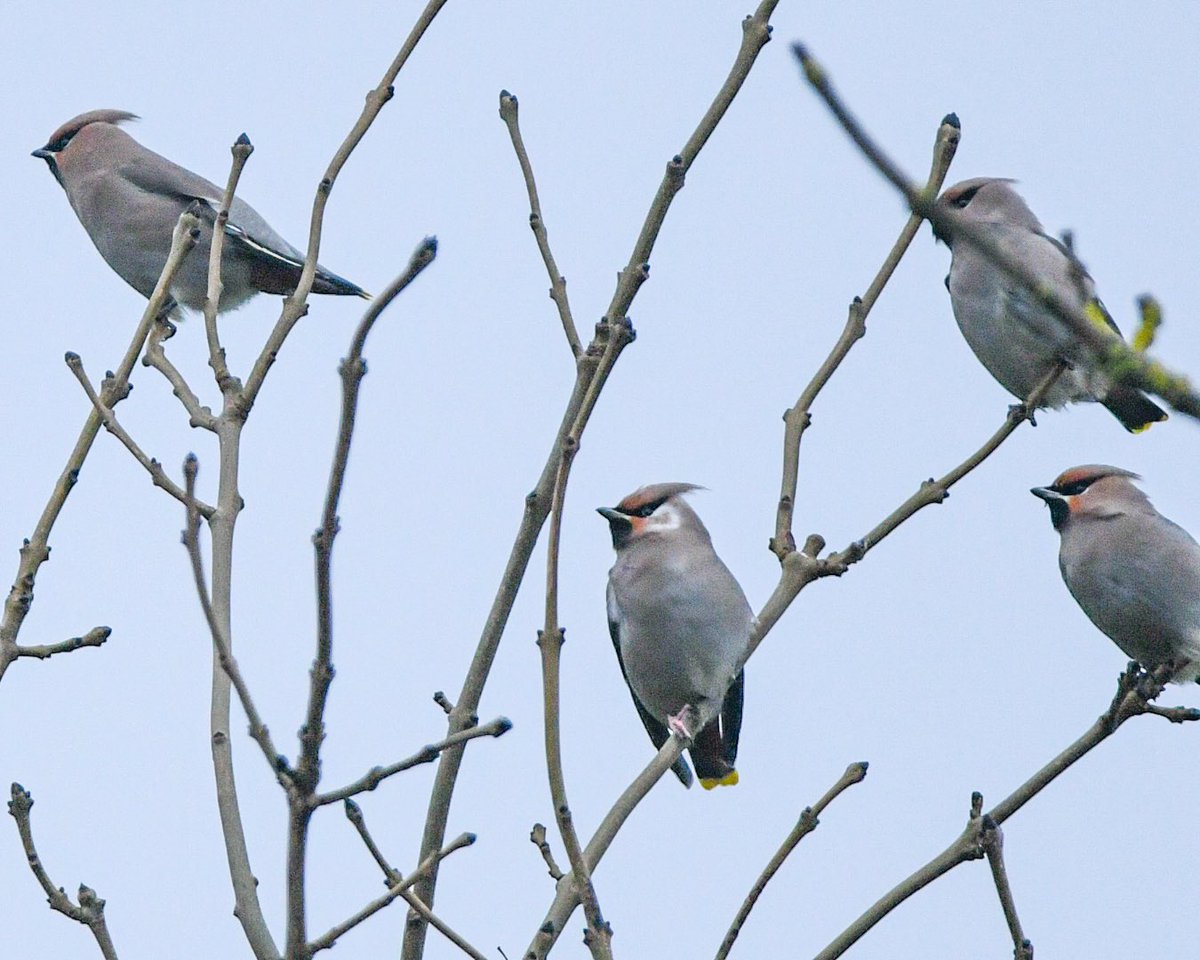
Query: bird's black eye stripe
xmin=617 ymin=496 xmax=669 ymax=519
xmin=952 ymin=185 xmax=981 ymax=209
xmin=45 ymin=134 xmax=73 ymax=153
xmin=1052 ymin=479 xmax=1093 ymax=496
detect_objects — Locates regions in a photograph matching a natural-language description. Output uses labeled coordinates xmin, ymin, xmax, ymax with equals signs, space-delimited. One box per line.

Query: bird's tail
xmin=1102 ymin=385 xmax=1168 ymax=433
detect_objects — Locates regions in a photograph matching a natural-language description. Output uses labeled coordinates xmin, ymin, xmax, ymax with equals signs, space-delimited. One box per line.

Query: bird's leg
xmin=667 ymin=705 xmax=698 ymax=741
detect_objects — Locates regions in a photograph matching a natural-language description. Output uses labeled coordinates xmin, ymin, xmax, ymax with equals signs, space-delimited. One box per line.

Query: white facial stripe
xmin=644 ymin=502 xmax=682 ymax=533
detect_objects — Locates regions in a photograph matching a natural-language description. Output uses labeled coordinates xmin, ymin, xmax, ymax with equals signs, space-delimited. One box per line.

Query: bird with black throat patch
xmin=935 ymin=177 xmax=1166 ymax=432
xmin=598 ymin=483 xmax=752 ymax=789
xmin=33 ymin=109 xmax=368 ymax=319
xmin=1032 ymin=465 xmax=1200 ymax=681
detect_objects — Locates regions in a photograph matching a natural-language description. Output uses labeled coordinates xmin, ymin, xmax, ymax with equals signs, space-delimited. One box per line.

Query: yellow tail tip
xmin=699 ymin=770 xmax=739 ymax=790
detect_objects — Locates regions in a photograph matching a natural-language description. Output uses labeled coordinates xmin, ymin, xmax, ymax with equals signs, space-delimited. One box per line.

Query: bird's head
xmin=32 ymin=109 xmax=139 ymax=187
xmin=597 ymin=482 xmax=706 ymax=551
xmin=1031 ymin=464 xmax=1144 ymax=531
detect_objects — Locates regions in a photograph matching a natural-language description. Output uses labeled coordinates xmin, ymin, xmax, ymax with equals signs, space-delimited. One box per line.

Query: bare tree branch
xmin=314 ymin=716 xmax=510 ymax=806
xmin=499 ymin=89 xmax=580 ymax=358
xmin=714 ymin=762 xmax=869 ymax=960
xmin=8 ymin=784 xmax=120 ymax=960
xmin=812 ymin=665 xmax=1200 ymax=959
xmin=791 ymin=41 xmax=1200 ymax=421
xmin=308 ymin=833 xmax=475 ymax=955
xmin=537 ymin=448 xmax=612 ymax=959
xmin=979 ymin=815 xmax=1033 ymax=959
xmin=405 ymin=9 xmax=779 ymax=955
xmin=203 ymin=133 xmax=254 ymax=395
xmin=142 ymin=319 xmax=218 ymax=430
xmin=771 ymin=114 xmax=960 ymax=557
xmin=0 ymin=209 xmax=200 ymax=686
xmin=66 ymin=353 xmax=216 ymax=518
xmin=530 ymin=824 xmax=565 ymax=881
xmin=11 ymin=626 xmax=110 ymax=662
xmin=242 ymin=0 xmax=451 ymax=411
xmin=343 ymin=803 xmax=490 ymax=960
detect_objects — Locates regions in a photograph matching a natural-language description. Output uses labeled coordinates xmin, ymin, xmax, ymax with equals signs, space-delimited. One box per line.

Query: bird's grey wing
xmin=119 ymin=151 xmax=305 ymax=264
xmin=606 ymin=601 xmax=693 ymax=788
xmin=720 ymin=669 xmax=745 ymax=768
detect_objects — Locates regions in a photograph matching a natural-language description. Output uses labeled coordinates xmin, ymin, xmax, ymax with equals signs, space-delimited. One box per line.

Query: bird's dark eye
xmin=619 ymin=496 xmax=668 ymax=519
xmin=952 ymin=186 xmax=981 ymax=209
xmin=1053 ymin=479 xmax=1093 ymax=496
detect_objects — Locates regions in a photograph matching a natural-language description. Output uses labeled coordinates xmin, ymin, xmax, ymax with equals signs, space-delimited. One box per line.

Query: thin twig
xmin=714 ymin=762 xmax=869 ymax=960
xmin=979 ymin=815 xmax=1032 ymax=959
xmin=142 ymin=320 xmax=218 ymax=430
xmin=743 ymin=363 xmax=1065 ymax=672
xmin=300 ymin=237 xmax=439 ymax=791
xmin=0 ymin=210 xmax=199 ymax=686
xmin=792 ymin=42 xmax=1200 ymax=421
xmin=8 ymin=784 xmax=120 ymax=960
xmin=344 ymin=802 xmax=490 ymax=960
xmin=66 ymin=353 xmax=215 ymax=518
xmin=285 ymin=239 xmax=437 ymax=955
xmin=13 ymin=626 xmax=110 ymax=661
xmin=771 ymin=114 xmax=960 ymax=558
xmin=180 ymin=455 xmax=291 ymax=787
xmin=315 ymin=716 xmax=510 ymax=806
xmin=408 ymin=9 xmax=778 ymax=956
xmin=308 ymin=833 xmax=475 ymax=953
xmin=538 ymin=448 xmax=612 ymax=959
xmin=242 ymin=0 xmax=450 ymax=412
xmin=812 ymin=665 xmax=1198 ymax=959
xmin=530 ymin=824 xmax=565 ymax=881
xmin=499 ymin=90 xmax=580 ymax=357
xmin=344 ymin=799 xmax=403 ymax=885
xmin=203 ymin=134 xmax=254 ymax=395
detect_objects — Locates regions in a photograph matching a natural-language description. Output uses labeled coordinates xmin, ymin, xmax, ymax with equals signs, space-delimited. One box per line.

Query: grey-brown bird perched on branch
xmin=33 ymin=109 xmax=368 ymax=317
xmin=599 ymin=483 xmax=752 ymax=789
xmin=934 ymin=177 xmax=1166 ymax=432
xmin=1032 ymin=465 xmax=1200 ymax=681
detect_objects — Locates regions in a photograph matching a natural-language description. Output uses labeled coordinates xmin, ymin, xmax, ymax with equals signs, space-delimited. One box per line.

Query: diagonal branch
xmin=8 ymin=784 xmax=120 ymax=960
xmin=499 ymin=90 xmax=580 ymax=357
xmin=771 ymin=114 xmax=960 ymax=558
xmin=12 ymin=626 xmax=110 ymax=661
xmin=812 ymin=664 xmax=1199 ymax=959
xmin=0 ymin=209 xmax=200 ymax=686
xmin=714 ymin=762 xmax=869 ymax=960
xmin=66 ymin=353 xmax=215 ymax=518
xmin=792 ymin=42 xmax=1200 ymax=421
xmin=242 ymin=0 xmax=450 ymax=412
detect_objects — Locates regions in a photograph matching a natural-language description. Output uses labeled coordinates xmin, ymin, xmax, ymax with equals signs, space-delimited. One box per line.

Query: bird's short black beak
xmin=31 ymin=147 xmax=53 ymax=160
xmin=597 ymin=506 xmax=632 ymax=549
xmin=31 ymin=147 xmax=64 ymax=188
xmin=1030 ymin=486 xmax=1069 ymax=530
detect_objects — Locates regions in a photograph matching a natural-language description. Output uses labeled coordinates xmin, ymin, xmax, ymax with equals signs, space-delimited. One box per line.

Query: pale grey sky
xmin=3 ymin=3 xmax=1198 ymax=958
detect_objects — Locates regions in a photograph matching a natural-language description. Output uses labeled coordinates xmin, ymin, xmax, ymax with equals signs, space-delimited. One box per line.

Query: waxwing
xmin=1032 ymin=465 xmax=1200 ymax=681
xmin=935 ymin=177 xmax=1165 ymax=432
xmin=598 ymin=483 xmax=752 ymax=789
xmin=33 ymin=110 xmax=367 ymax=317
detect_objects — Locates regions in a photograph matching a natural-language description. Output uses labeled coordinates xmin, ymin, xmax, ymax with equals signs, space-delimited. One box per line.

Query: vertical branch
xmin=404 ymin=7 xmax=779 ymax=956
xmin=979 ymin=816 xmax=1032 ymax=959
xmin=284 ymin=240 xmax=437 ymax=957
xmin=537 ymin=443 xmax=612 ymax=958
xmin=203 ymin=133 xmax=254 ymax=394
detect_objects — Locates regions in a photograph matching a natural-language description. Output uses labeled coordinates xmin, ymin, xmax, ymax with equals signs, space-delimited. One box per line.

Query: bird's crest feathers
xmin=42 ymin=109 xmax=139 ymax=151
xmin=1050 ymin=464 xmax=1141 ymax=494
xmin=615 ymin=482 xmax=703 ymax=515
